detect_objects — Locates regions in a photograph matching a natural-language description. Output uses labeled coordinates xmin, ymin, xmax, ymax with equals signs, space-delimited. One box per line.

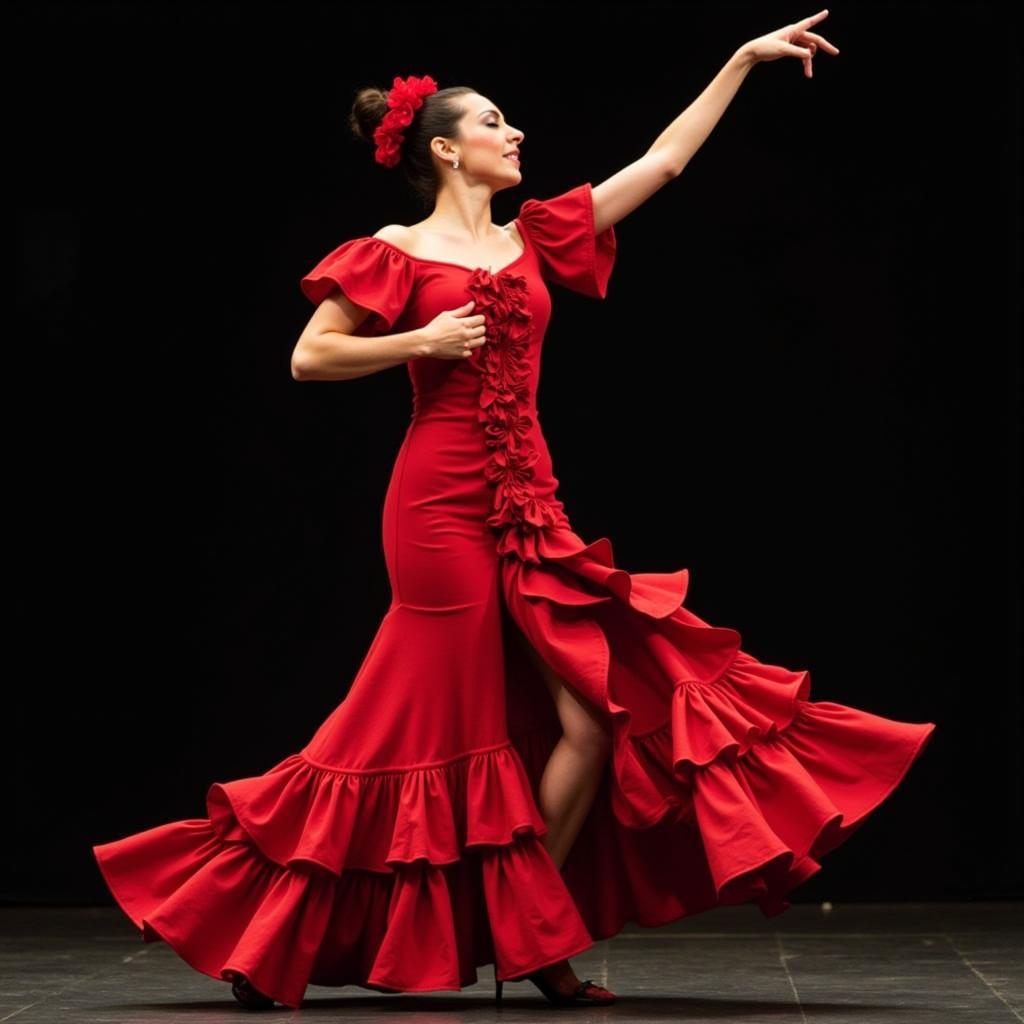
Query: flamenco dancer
xmin=93 ymin=9 xmax=936 ymax=1011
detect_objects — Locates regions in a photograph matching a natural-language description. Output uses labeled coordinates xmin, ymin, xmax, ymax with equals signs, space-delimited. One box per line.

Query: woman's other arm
xmin=293 ymin=295 xmax=487 ymax=381
xmin=291 ymin=294 xmax=430 ymax=382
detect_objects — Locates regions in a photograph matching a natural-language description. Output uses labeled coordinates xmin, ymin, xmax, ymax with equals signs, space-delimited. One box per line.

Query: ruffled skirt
xmin=93 ymin=519 xmax=934 ymax=1008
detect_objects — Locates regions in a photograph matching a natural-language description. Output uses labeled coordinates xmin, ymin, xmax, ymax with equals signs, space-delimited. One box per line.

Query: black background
xmin=9 ymin=2 xmax=1020 ymax=907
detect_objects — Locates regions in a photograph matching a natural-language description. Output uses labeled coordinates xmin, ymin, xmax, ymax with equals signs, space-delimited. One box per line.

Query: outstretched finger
xmin=796 ymin=8 xmax=830 ymax=32
xmin=801 ymin=29 xmax=840 ymax=53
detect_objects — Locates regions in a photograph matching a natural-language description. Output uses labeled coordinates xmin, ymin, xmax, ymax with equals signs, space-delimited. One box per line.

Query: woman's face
xmin=449 ymin=95 xmax=524 ymax=182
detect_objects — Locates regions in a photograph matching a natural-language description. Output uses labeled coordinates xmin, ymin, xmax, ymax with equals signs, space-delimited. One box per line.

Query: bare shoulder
xmin=503 ymin=220 xmax=524 ymax=248
xmin=372 ymin=223 xmax=414 ymax=246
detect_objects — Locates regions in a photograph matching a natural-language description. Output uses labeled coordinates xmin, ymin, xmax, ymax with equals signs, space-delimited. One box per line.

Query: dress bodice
xmin=300 ymin=182 xmax=617 ymax=562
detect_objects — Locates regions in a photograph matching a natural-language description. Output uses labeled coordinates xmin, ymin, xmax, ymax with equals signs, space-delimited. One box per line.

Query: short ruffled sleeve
xmin=299 ymin=237 xmax=416 ymax=337
xmin=516 ymin=182 xmax=616 ymax=299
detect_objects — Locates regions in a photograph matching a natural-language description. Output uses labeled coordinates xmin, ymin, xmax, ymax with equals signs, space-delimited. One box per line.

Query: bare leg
xmin=512 ymin=629 xmax=612 ymax=995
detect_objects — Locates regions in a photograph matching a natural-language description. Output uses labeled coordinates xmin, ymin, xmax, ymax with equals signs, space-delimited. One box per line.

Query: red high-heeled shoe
xmin=494 ymin=962 xmax=616 ymax=1006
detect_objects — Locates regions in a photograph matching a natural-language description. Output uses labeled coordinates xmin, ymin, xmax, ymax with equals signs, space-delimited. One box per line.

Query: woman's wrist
xmin=732 ymin=43 xmax=757 ymax=69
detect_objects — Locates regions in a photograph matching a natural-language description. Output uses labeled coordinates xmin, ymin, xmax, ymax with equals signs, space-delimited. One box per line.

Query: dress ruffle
xmin=93 ymin=740 xmax=594 ymax=1008
xmin=517 ymin=182 xmax=617 ymax=298
xmin=299 ymin=236 xmax=417 ymax=337
xmin=206 ymin=742 xmax=549 ymax=871
xmin=468 ymin=267 xmax=571 ymax=563
xmin=500 ymin=523 xmax=936 ymax=933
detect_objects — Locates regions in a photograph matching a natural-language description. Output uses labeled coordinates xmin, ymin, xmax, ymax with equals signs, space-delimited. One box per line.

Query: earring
xmin=453 ymin=158 xmax=460 ymax=169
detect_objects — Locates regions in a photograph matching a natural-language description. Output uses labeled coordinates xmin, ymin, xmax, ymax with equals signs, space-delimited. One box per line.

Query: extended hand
xmin=742 ymin=9 xmax=840 ymax=78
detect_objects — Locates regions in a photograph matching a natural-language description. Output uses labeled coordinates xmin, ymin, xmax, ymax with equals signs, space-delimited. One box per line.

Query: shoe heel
xmin=524 ymin=967 xmax=566 ymax=1006
xmin=494 ymin=963 xmax=503 ymax=1006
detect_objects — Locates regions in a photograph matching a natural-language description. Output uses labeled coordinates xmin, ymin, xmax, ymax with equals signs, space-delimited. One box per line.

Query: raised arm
xmin=590 ymin=9 xmax=839 ymax=236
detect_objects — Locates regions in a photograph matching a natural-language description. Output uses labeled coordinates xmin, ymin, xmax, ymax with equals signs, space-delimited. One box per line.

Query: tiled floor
xmin=1 ymin=902 xmax=1021 ymax=1022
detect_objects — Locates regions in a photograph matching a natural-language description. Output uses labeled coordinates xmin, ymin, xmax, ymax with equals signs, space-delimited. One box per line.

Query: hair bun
xmin=349 ymin=86 xmax=390 ymax=147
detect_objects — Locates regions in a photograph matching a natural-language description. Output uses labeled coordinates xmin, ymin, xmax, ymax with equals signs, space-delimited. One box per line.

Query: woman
xmin=93 ymin=10 xmax=935 ymax=1011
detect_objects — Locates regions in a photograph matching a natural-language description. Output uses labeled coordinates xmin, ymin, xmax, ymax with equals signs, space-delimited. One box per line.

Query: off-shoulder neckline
xmin=366 ymin=217 xmax=531 ymax=276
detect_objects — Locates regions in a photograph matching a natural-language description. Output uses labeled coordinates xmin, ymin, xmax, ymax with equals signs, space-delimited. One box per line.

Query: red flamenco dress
xmin=92 ymin=182 xmax=936 ymax=1009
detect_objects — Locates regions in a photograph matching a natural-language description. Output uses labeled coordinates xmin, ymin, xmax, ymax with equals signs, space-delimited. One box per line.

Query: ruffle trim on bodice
xmin=93 ymin=738 xmax=594 ymax=1007
xmin=467 ymin=268 xmax=570 ymax=563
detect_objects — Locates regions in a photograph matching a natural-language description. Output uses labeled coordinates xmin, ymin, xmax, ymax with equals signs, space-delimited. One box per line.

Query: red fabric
xmin=519 ymin=182 xmax=616 ymax=297
xmin=300 ymin=237 xmax=416 ymax=336
xmin=93 ymin=181 xmax=936 ymax=1009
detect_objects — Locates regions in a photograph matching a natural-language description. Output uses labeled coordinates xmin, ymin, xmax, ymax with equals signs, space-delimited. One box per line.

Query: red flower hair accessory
xmin=373 ymin=74 xmax=439 ymax=168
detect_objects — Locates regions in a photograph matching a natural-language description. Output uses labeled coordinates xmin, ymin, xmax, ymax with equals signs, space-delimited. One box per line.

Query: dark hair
xmin=349 ymin=83 xmax=478 ymax=211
